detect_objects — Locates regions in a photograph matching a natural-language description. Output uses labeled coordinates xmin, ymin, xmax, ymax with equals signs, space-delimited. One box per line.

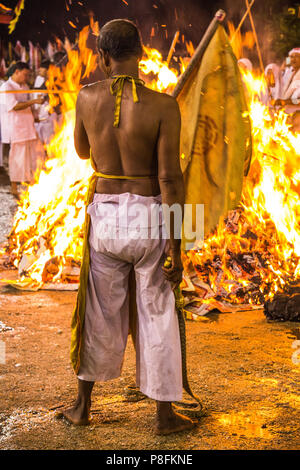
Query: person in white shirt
xmin=275 ymin=48 xmax=300 ymax=114
xmin=265 ymin=63 xmax=282 ymax=103
xmin=33 ymin=60 xmax=56 ymax=145
xmin=2 ymin=62 xmax=45 ymax=198
xmin=237 ymin=58 xmax=253 ymax=73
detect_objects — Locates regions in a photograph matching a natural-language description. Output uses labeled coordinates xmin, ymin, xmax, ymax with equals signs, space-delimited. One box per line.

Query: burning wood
xmin=264 ymin=282 xmax=300 ymax=322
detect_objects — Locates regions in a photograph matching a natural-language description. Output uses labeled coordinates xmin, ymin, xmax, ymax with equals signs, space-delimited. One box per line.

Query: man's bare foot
xmin=155 ymin=402 xmax=196 ymax=435
xmin=57 ymin=399 xmax=91 ymax=426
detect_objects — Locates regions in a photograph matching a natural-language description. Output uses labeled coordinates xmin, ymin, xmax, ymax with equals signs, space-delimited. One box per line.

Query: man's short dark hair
xmin=10 ymin=61 xmax=30 ymax=75
xmin=97 ymin=19 xmax=143 ymax=61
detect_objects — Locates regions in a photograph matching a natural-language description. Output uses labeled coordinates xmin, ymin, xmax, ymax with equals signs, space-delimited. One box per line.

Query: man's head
xmin=289 ymin=48 xmax=300 ymax=71
xmin=39 ymin=60 xmax=51 ymax=79
xmin=10 ymin=61 xmax=30 ymax=85
xmin=97 ymin=19 xmax=143 ymax=75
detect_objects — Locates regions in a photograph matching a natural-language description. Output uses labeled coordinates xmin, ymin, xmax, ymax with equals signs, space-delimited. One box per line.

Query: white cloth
xmin=9 ymin=139 xmax=45 ymax=182
xmin=280 ymin=68 xmax=300 ymax=113
xmin=0 ymin=80 xmax=11 ymax=144
xmin=265 ymin=63 xmax=282 ymax=101
xmin=282 ymin=68 xmax=300 ymax=100
xmin=34 ymin=114 xmax=56 ymax=145
xmin=77 ymin=192 xmax=183 ymax=402
xmin=238 ymin=58 xmax=253 ymax=72
xmin=33 ymin=75 xmax=56 ymax=144
xmin=281 ymin=66 xmax=294 ymax=92
xmin=3 ymin=77 xmax=36 ymax=144
xmin=34 ymin=75 xmax=45 ymax=89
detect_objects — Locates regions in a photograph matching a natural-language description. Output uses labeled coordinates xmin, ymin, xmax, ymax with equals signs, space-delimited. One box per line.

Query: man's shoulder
xmin=76 ymin=81 xmax=107 ymax=111
xmin=1 ymin=79 xmax=12 ymax=90
xmin=78 ymin=80 xmax=107 ymax=97
xmin=143 ymin=87 xmax=179 ymax=110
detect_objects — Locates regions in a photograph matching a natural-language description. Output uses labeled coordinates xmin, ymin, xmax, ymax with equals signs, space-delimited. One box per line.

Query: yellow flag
xmin=177 ymin=24 xmax=252 ymax=250
xmin=8 ymin=0 xmax=25 ymax=34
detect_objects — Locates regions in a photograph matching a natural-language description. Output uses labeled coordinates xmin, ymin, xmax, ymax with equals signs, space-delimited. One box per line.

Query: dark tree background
xmin=0 ymin=0 xmax=299 ymax=61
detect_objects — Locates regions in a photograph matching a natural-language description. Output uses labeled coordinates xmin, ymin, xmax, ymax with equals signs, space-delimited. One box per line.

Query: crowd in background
xmin=0 ymin=53 xmax=64 ymax=199
xmin=238 ymin=47 xmax=300 ymax=132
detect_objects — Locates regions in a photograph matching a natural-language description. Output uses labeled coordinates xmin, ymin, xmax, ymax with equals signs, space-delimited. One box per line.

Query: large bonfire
xmin=2 ymin=25 xmax=300 ymax=319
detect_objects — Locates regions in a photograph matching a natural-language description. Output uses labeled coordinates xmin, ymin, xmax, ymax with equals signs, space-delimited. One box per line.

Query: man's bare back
xmin=74 ymin=78 xmax=181 ymax=197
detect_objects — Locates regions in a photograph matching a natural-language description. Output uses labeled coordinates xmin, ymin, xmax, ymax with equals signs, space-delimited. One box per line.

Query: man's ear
xmin=99 ymin=49 xmax=110 ymax=67
xmin=104 ymin=51 xmax=111 ymax=68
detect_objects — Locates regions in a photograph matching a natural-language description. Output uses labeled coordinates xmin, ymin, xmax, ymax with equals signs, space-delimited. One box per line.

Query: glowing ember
xmin=4 ymin=25 xmax=300 ymax=308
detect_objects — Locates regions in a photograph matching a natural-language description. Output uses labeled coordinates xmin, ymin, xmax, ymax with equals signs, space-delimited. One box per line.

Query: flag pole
xmin=172 ymin=10 xmax=226 ymax=99
xmin=168 ymin=10 xmax=227 ymax=416
xmin=245 ymin=0 xmax=264 ymax=74
xmin=166 ymin=30 xmax=180 ymax=66
xmin=230 ymin=0 xmax=255 ymax=42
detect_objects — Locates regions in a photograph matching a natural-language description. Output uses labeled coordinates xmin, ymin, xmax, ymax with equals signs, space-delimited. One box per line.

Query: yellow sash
xmin=110 ymin=75 xmax=145 ymax=127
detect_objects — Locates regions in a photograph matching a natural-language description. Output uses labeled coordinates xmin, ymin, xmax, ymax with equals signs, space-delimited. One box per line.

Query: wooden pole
xmin=230 ymin=0 xmax=255 ymax=43
xmin=166 ymin=30 xmax=180 ymax=66
xmin=245 ymin=0 xmax=264 ymax=74
xmin=172 ymin=10 xmax=226 ymax=99
xmin=0 ymin=89 xmax=76 ymax=95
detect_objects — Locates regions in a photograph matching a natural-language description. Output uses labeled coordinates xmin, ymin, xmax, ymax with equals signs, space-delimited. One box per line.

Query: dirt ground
xmin=0 ymin=267 xmax=300 ymax=451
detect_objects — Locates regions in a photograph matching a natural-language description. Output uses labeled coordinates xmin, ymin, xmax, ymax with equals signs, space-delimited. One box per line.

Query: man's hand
xmin=162 ymin=250 xmax=183 ymax=288
xmin=274 ymin=99 xmax=284 ymax=107
xmin=35 ymin=96 xmax=45 ymax=105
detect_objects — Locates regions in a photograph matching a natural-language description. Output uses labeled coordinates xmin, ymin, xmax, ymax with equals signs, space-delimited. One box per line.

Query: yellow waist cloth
xmin=94 ymin=170 xmax=154 ymax=180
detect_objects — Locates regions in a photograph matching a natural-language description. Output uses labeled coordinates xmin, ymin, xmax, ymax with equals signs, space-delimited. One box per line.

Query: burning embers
xmin=2 ymin=26 xmax=300 ymax=318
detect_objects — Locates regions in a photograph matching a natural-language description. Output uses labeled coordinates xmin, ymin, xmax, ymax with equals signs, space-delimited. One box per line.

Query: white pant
xmin=9 ymin=139 xmax=45 ymax=183
xmin=77 ymin=192 xmax=183 ymax=402
xmin=34 ymin=114 xmax=56 ymax=145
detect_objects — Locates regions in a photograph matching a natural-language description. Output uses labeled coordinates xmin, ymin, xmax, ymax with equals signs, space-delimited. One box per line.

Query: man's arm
xmin=74 ymin=90 xmax=90 ymax=159
xmin=157 ymin=95 xmax=184 ymax=284
xmin=13 ymin=97 xmax=44 ymax=111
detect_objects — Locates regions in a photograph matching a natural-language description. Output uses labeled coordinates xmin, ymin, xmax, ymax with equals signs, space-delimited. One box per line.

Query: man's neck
xmin=110 ymin=60 xmax=139 ymax=79
xmin=10 ymin=76 xmax=21 ymax=86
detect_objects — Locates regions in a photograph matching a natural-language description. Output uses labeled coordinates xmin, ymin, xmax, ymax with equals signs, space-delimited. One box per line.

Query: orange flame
xmin=5 ymin=25 xmax=300 ymax=305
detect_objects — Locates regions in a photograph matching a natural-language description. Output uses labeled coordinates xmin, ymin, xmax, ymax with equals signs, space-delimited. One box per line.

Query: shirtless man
xmin=63 ymin=19 xmax=194 ymax=435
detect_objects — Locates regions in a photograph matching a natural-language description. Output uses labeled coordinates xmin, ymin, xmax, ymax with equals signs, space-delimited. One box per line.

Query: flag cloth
xmin=8 ymin=0 xmax=25 ymax=34
xmin=177 ymin=24 xmax=252 ymax=250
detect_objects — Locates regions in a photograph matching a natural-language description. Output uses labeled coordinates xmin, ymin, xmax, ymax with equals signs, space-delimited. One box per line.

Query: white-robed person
xmin=33 ymin=60 xmax=56 ymax=145
xmin=264 ymin=63 xmax=282 ymax=104
xmin=275 ymin=48 xmax=300 ymax=114
xmin=2 ymin=62 xmax=45 ymax=198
